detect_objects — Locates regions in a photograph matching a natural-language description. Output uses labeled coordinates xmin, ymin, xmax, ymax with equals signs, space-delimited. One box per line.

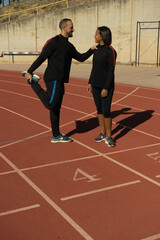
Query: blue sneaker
xmin=51 ymin=133 xmax=73 ymax=143
xmin=22 ymin=71 xmax=40 ymax=84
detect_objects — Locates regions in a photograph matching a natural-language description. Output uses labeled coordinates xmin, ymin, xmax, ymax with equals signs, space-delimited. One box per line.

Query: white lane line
xmin=113 ymin=122 xmax=160 ymax=140
xmin=21 ymin=154 xmax=100 ymax=172
xmin=115 ymin=82 xmax=160 ymax=91
xmin=0 ymin=152 xmax=94 ymax=240
xmin=0 ymin=170 xmax=16 ymax=175
xmin=1 ymin=74 xmax=160 ymax=92
xmin=0 ymin=88 xmax=39 ymax=100
xmin=66 ymin=91 xmax=92 ymax=100
xmin=1 ymin=86 xmax=160 ymax=187
xmin=116 ymin=103 xmax=160 ymax=116
xmin=0 ymin=106 xmax=50 ymax=130
xmin=0 ymin=89 xmax=93 ymax=116
xmin=0 ymin=104 xmax=96 ymax=149
xmin=112 ymin=87 xmax=139 ymax=104
xmin=140 ymin=233 xmax=160 ymax=240
xmin=105 ymin=142 xmax=160 ymax=155
xmin=0 ymin=73 xmax=23 ymax=78
xmin=1 ymin=89 xmax=160 ymax=141
xmin=61 ymin=180 xmax=141 ymax=201
xmin=0 ymin=204 xmax=40 ymax=217
xmin=0 ymin=79 xmax=29 ymax=87
xmin=2 ymin=79 xmax=160 ymax=102
xmin=0 ymin=129 xmax=51 ymax=149
xmin=1 ymin=142 xmax=159 ymax=176
xmin=0 ymin=155 xmax=100 ymax=176
xmin=72 ymin=138 xmax=160 ymax=187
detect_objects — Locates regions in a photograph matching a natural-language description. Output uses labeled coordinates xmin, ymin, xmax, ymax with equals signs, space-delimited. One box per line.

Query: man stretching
xmin=24 ymin=18 xmax=96 ymax=143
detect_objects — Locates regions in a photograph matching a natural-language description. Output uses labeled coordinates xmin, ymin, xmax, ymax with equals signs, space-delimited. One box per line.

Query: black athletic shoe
xmin=51 ymin=133 xmax=73 ymax=143
xmin=94 ymin=133 xmax=106 ymax=142
xmin=105 ymin=136 xmax=116 ymax=147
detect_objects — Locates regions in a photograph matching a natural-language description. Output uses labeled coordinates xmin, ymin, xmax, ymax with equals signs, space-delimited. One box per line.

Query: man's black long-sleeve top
xmin=28 ymin=34 xmax=93 ymax=83
xmin=89 ymin=45 xmax=117 ymax=90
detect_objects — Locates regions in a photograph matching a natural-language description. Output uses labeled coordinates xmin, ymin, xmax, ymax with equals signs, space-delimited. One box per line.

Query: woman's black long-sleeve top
xmin=89 ymin=45 xmax=117 ymax=90
xmin=28 ymin=34 xmax=93 ymax=83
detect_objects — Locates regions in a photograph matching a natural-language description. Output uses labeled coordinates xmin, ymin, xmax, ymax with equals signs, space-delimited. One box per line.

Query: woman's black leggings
xmin=92 ymin=86 xmax=114 ymax=118
xmin=31 ymin=80 xmax=64 ymax=137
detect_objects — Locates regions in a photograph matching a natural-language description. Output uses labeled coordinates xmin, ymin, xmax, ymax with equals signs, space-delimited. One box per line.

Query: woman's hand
xmin=88 ymin=84 xmax=92 ymax=92
xmin=101 ymin=89 xmax=108 ymax=98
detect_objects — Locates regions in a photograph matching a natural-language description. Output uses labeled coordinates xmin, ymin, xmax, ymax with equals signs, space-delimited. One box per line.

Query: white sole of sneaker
xmin=105 ymin=141 xmax=116 ymax=147
xmin=51 ymin=139 xmax=73 ymax=143
xmin=94 ymin=139 xmax=106 ymax=143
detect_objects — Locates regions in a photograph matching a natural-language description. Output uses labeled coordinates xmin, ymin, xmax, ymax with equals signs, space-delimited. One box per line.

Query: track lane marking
xmin=1 ymin=72 xmax=160 ymax=92
xmin=0 ymin=89 xmax=94 ymax=115
xmin=105 ymin=142 xmax=160 ymax=155
xmin=1 ymin=79 xmax=160 ymax=101
xmin=0 ymin=155 xmax=99 ymax=176
xmin=61 ymin=180 xmax=141 ymax=201
xmin=1 ymin=84 xmax=160 ymax=188
xmin=0 ymin=129 xmax=51 ymax=149
xmin=0 ymin=152 xmax=94 ymax=240
xmin=72 ymin=138 xmax=160 ymax=187
xmin=0 ymin=204 xmax=40 ymax=217
xmin=140 ymin=233 xmax=160 ymax=240
xmin=116 ymin=103 xmax=160 ymax=116
xmin=0 ymin=106 xmax=50 ymax=129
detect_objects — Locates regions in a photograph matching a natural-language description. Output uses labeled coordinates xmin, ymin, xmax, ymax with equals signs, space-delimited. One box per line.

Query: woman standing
xmin=88 ymin=26 xmax=117 ymax=147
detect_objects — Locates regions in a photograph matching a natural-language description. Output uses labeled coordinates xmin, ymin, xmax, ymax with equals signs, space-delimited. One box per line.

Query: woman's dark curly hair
xmin=97 ymin=26 xmax=112 ymax=45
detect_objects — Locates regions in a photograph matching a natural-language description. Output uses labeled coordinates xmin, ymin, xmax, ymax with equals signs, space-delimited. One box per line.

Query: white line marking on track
xmin=0 ymin=129 xmax=51 ymax=149
xmin=113 ymin=87 xmax=140 ymax=104
xmin=61 ymin=180 xmax=141 ymax=201
xmin=0 ymin=106 xmax=50 ymax=130
xmin=0 ymin=204 xmax=40 ymax=217
xmin=0 ymin=155 xmax=100 ymax=176
xmin=113 ymin=122 xmax=160 ymax=140
xmin=0 ymin=88 xmax=39 ymax=100
xmin=156 ymin=175 xmax=160 ymax=178
xmin=1 ymin=89 xmax=160 ymax=141
xmin=0 ymin=170 xmax=16 ymax=175
xmin=1 ymin=73 xmax=160 ymax=92
xmin=0 ymin=88 xmax=93 ymax=116
xmin=72 ymin=138 xmax=160 ymax=187
xmin=116 ymin=103 xmax=160 ymax=116
xmin=0 ymin=152 xmax=94 ymax=240
xmin=105 ymin=142 xmax=160 ymax=155
xmin=115 ymin=82 xmax=160 ymax=92
xmin=140 ymin=233 xmax=160 ymax=240
xmin=21 ymin=154 xmax=100 ymax=172
xmin=66 ymin=91 xmax=92 ymax=99
xmin=1 ymin=83 xmax=160 ymax=188
xmin=2 ymin=79 xmax=160 ymax=102
xmin=0 ymin=79 xmax=29 ymax=86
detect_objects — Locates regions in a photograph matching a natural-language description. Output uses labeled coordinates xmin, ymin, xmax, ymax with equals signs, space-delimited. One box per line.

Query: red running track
xmin=0 ymin=70 xmax=160 ymax=240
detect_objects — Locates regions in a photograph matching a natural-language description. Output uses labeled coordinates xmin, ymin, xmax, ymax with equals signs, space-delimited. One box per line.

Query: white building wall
xmin=0 ymin=0 xmax=159 ymax=65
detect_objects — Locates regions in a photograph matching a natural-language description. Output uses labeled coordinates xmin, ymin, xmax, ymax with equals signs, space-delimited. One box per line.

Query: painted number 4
xmin=73 ymin=168 xmax=101 ymax=182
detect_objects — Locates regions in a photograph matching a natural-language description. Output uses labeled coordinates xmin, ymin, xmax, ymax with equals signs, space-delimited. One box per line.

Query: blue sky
xmin=4 ymin=0 xmax=9 ymax=4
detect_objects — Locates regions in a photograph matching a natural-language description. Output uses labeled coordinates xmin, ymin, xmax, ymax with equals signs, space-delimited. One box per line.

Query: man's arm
xmin=25 ymin=39 xmax=56 ymax=82
xmin=28 ymin=39 xmax=56 ymax=74
xmin=72 ymin=44 xmax=97 ymax=62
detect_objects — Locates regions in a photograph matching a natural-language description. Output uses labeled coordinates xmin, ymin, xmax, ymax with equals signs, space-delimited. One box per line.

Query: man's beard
xmin=67 ymin=32 xmax=73 ymax=38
